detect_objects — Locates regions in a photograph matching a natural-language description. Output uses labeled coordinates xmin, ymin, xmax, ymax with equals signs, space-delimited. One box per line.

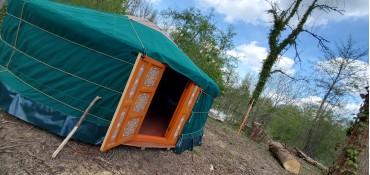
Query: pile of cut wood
xmin=248 ymin=122 xmax=269 ymax=143
xmin=247 ymin=122 xmax=328 ymax=174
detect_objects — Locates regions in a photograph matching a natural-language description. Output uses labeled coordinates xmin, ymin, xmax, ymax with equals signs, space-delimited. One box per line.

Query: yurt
xmin=0 ymin=0 xmax=219 ymax=153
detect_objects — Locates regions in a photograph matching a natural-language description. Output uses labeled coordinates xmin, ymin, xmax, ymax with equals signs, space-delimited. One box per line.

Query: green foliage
xmin=304 ymin=37 xmax=368 ymax=156
xmin=358 ymin=122 xmax=366 ymax=132
xmin=266 ymin=105 xmax=310 ymax=147
xmin=313 ymin=121 xmax=347 ymax=165
xmin=249 ymin=0 xmax=319 ymax=107
xmin=214 ymin=74 xmax=252 ymax=124
xmin=161 ymin=8 xmax=236 ymax=91
xmin=53 ymin=0 xmax=158 ymax=22
xmin=0 ymin=1 xmax=6 ymax=29
xmin=193 ymin=148 xmax=201 ymax=156
xmin=54 ymin=0 xmax=126 ymax=14
xmin=248 ymin=0 xmax=343 ymax=113
xmin=338 ymin=148 xmax=360 ymax=174
xmin=250 ymin=54 xmax=277 ymax=107
xmin=333 ymin=87 xmax=369 ymax=174
xmin=345 ymin=148 xmax=359 ymax=167
xmin=124 ymin=0 xmax=158 ymax=22
xmin=265 ymin=104 xmax=347 ymax=166
xmin=215 ymin=73 xmax=347 ymax=166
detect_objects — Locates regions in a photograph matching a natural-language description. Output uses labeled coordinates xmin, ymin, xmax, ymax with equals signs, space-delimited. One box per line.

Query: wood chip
xmin=0 ymin=120 xmax=17 ymax=124
xmin=95 ymin=157 xmax=112 ymax=165
xmin=0 ymin=144 xmax=27 ymax=151
xmin=27 ymin=150 xmax=45 ymax=161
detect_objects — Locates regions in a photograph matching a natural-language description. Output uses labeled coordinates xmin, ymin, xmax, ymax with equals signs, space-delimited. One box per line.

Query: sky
xmin=149 ymin=0 xmax=369 ymax=115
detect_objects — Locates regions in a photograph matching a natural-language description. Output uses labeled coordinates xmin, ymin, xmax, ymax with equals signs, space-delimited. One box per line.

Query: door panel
xmin=101 ymin=53 xmax=166 ymax=151
xmin=166 ymin=82 xmax=202 ymax=143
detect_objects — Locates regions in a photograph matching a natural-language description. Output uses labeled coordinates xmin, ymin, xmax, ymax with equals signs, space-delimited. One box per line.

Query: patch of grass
xmin=193 ymin=148 xmax=201 ymax=156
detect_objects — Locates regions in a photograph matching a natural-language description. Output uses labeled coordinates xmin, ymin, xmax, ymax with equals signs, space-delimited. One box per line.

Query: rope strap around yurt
xmin=1 ymin=36 xmax=122 ymax=94
xmin=128 ymin=19 xmax=147 ymax=56
xmin=186 ymin=89 xmax=214 ymax=122
xmin=5 ymin=13 xmax=134 ymax=66
xmin=0 ymin=63 xmax=110 ymax=122
xmin=0 ymin=4 xmax=140 ymax=123
xmin=6 ymin=2 xmax=26 ymax=68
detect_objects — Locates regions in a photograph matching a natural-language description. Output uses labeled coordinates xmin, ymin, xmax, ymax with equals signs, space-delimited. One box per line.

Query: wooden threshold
xmin=133 ymin=134 xmax=176 ymax=144
xmin=125 ymin=140 xmax=175 ymax=149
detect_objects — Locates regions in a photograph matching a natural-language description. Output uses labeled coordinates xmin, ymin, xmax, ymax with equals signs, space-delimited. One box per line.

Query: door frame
xmin=133 ymin=81 xmax=201 ymax=145
xmin=101 ymin=53 xmax=202 ymax=151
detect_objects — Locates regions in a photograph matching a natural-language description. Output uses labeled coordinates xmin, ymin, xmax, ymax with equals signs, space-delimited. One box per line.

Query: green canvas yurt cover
xmin=0 ymin=0 xmax=219 ymax=153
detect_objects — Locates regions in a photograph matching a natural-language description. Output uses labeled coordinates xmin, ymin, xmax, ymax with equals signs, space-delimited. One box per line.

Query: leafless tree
xmin=124 ymin=0 xmax=158 ymax=22
xmin=303 ymin=37 xmax=368 ymax=156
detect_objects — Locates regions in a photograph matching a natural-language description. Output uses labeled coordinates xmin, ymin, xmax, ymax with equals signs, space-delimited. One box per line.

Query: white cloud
xmin=344 ymin=103 xmax=361 ymax=113
xmin=331 ymin=102 xmax=361 ymax=118
xmin=316 ymin=57 xmax=369 ymax=93
xmin=148 ymin=0 xmax=161 ymax=4
xmin=227 ymin=41 xmax=295 ymax=74
xmin=332 ymin=0 xmax=368 ymax=18
xmin=274 ymin=56 xmax=295 ymax=75
xmin=196 ymin=0 xmax=368 ymax=25
xmin=303 ymin=0 xmax=369 ymax=26
xmin=298 ymin=96 xmax=361 ymax=119
xmin=196 ymin=0 xmax=271 ymax=24
xmin=227 ymin=41 xmax=267 ymax=72
xmin=300 ymin=96 xmax=322 ymax=105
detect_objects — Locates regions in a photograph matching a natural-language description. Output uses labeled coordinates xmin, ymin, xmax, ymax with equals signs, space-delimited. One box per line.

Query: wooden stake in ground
xmin=269 ymin=141 xmax=301 ymax=174
xmin=237 ymin=100 xmax=254 ymax=135
xmin=52 ymin=96 xmax=101 ymax=158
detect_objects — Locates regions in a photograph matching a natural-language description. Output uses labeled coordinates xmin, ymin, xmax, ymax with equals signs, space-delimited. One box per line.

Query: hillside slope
xmin=0 ymin=110 xmax=319 ymax=174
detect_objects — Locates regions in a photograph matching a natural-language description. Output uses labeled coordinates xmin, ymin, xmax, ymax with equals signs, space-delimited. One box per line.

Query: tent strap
xmin=5 ymin=12 xmax=134 ymax=66
xmin=128 ymin=19 xmax=146 ymax=56
xmin=7 ymin=2 xmax=27 ymax=68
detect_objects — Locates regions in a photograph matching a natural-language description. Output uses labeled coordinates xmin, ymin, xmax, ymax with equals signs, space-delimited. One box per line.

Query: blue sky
xmin=150 ymin=0 xmax=369 ymax=114
xmin=150 ymin=0 xmax=369 ymax=78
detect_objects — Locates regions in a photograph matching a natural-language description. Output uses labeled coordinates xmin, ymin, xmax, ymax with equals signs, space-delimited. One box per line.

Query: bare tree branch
xmin=315 ymin=4 xmax=344 ymax=14
xmin=303 ymin=29 xmax=330 ymax=50
xmin=270 ymin=69 xmax=309 ymax=83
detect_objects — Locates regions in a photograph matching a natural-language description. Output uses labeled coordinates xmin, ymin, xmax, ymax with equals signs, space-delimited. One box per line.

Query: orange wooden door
xmin=166 ymin=81 xmax=202 ymax=143
xmin=101 ymin=53 xmax=166 ymax=151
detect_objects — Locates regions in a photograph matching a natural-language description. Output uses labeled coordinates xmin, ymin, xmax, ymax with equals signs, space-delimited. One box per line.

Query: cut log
xmin=248 ymin=122 xmax=261 ymax=138
xmin=256 ymin=129 xmax=267 ymax=142
xmin=261 ymin=132 xmax=271 ymax=143
xmin=248 ymin=122 xmax=271 ymax=143
xmin=295 ymin=148 xmax=328 ymax=172
xmin=269 ymin=141 xmax=301 ymax=174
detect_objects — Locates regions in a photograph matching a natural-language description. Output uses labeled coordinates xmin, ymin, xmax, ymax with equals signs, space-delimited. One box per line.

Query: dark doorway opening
xmin=139 ymin=68 xmax=188 ymax=137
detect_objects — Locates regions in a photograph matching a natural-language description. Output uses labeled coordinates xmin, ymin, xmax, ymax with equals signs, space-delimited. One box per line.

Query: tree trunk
xmin=304 ymin=62 xmax=345 ymax=156
xmin=330 ymin=88 xmax=369 ymax=175
xmin=358 ymin=124 xmax=369 ymax=175
xmin=295 ymin=148 xmax=328 ymax=172
xmin=269 ymin=141 xmax=301 ymax=174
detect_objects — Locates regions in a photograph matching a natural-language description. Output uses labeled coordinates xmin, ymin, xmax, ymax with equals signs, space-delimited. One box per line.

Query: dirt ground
xmin=0 ymin=110 xmax=321 ymax=175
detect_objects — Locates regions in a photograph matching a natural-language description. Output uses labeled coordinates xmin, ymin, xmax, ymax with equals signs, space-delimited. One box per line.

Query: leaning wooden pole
xmin=237 ymin=100 xmax=254 ymax=135
xmin=295 ymin=148 xmax=328 ymax=172
xmin=52 ymin=96 xmax=101 ymax=158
